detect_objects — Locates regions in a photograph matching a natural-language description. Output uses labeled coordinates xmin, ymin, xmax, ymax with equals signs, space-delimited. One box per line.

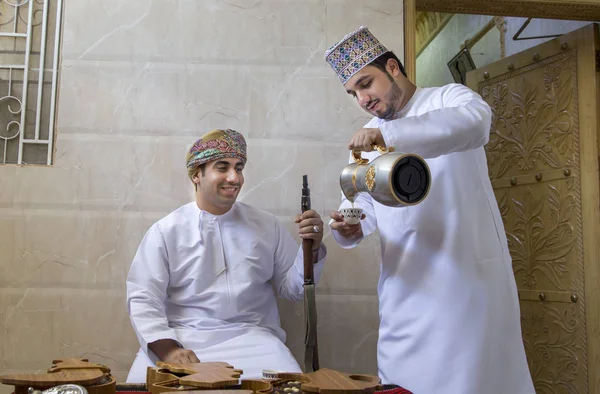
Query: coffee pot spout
xmin=339 ymin=163 xmax=359 ymax=203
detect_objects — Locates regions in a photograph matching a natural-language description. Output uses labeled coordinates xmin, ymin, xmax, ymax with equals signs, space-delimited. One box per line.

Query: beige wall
xmin=0 ymin=0 xmax=404 ymax=390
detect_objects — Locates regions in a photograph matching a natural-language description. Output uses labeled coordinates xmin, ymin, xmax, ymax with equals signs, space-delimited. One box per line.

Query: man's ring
xmin=313 ymin=225 xmax=319 ymax=233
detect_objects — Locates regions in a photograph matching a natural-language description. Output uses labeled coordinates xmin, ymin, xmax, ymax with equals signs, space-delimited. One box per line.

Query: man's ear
xmin=192 ymin=171 xmax=201 ymax=186
xmin=386 ymin=58 xmax=401 ymax=77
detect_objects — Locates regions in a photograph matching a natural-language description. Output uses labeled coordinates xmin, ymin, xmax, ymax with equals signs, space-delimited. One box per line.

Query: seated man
xmin=125 ymin=129 xmax=326 ymax=382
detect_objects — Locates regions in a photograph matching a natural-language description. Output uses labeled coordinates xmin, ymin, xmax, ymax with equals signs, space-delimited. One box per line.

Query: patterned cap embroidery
xmin=186 ymin=129 xmax=247 ymax=179
xmin=324 ymin=26 xmax=388 ymax=85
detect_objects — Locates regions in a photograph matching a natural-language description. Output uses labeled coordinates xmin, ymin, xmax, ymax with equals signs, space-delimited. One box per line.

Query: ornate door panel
xmin=467 ymin=24 xmax=600 ymax=393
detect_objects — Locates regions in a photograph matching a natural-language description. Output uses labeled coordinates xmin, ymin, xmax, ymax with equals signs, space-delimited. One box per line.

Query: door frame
xmin=402 ymin=3 xmax=600 ymax=392
xmin=403 ymin=0 xmax=600 ymax=82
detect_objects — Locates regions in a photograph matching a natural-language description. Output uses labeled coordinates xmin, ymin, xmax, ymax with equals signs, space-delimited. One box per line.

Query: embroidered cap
xmin=324 ymin=26 xmax=389 ymax=85
xmin=186 ymin=129 xmax=247 ymax=179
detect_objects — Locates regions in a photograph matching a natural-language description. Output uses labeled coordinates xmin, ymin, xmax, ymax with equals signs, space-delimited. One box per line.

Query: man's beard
xmin=378 ymin=81 xmax=402 ymax=120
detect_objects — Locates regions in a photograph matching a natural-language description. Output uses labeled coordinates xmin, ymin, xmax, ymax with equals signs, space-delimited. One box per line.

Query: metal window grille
xmin=0 ymin=0 xmax=63 ymax=165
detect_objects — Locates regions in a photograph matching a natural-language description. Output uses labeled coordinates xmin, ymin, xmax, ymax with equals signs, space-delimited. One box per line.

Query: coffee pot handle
xmin=351 ymin=144 xmax=395 ymax=164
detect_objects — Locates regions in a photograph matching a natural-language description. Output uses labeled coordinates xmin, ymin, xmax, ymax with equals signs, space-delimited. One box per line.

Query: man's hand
xmin=149 ymin=339 xmax=200 ymax=364
xmin=295 ymin=209 xmax=324 ymax=249
xmin=329 ymin=210 xmax=365 ymax=237
xmin=348 ymin=127 xmax=386 ymax=152
xmin=163 ymin=348 xmax=200 ymax=364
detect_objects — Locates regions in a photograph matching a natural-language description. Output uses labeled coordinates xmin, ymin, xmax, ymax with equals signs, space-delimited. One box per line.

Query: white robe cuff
xmin=329 ymin=224 xmax=363 ymax=249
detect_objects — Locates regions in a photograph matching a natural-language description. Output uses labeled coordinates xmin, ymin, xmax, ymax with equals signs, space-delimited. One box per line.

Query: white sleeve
xmin=126 ymin=224 xmax=180 ymax=352
xmin=271 ymin=217 xmax=327 ymax=301
xmin=380 ymin=84 xmax=492 ymax=159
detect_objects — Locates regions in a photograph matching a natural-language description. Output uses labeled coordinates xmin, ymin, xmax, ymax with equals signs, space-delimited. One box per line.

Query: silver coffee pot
xmin=340 ymin=145 xmax=431 ymax=207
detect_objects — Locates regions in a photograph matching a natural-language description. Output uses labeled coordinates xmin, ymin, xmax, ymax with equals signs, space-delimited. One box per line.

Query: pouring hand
xmin=348 ymin=127 xmax=386 ymax=152
xmin=295 ymin=209 xmax=324 ymax=249
xmin=329 ymin=210 xmax=366 ymax=237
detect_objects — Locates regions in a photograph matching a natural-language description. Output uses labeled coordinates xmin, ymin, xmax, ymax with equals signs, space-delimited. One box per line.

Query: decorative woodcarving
xmin=415 ymin=12 xmax=453 ymax=56
xmin=521 ymin=302 xmax=585 ymax=393
xmin=474 ymin=35 xmax=588 ymax=392
xmin=505 ymin=183 xmax=577 ymax=292
xmin=416 ymin=0 xmax=600 ymax=21
xmin=482 ymin=51 xmax=576 ymax=180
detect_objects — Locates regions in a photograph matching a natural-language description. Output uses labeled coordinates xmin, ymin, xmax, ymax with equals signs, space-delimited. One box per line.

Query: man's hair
xmin=370 ymin=51 xmax=407 ymax=78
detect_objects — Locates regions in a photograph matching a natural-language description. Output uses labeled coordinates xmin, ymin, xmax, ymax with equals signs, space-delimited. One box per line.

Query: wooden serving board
xmin=0 ymin=370 xmax=104 ymax=388
xmin=162 ymin=391 xmax=253 ymax=394
xmin=0 ymin=358 xmax=115 ymax=394
xmin=151 ymin=362 xmax=379 ymax=394
xmin=156 ymin=362 xmax=242 ymax=388
xmin=49 ymin=359 xmax=111 ymax=373
xmin=0 ymin=359 xmax=106 ymax=387
xmin=278 ymin=369 xmax=381 ymax=394
xmin=151 ymin=378 xmax=272 ymax=394
xmin=238 ymin=380 xmax=273 ymax=394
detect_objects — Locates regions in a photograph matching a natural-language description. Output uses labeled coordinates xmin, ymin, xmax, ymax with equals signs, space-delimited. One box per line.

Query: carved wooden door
xmin=467 ymin=24 xmax=600 ymax=393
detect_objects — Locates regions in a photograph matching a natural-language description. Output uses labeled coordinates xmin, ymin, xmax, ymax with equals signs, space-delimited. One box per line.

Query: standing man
xmin=324 ymin=27 xmax=534 ymax=394
xmin=126 ymin=129 xmax=327 ymax=382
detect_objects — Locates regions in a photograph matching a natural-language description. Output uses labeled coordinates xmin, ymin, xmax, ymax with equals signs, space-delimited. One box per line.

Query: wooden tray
xmin=270 ymin=369 xmax=381 ymax=394
xmin=150 ymin=379 xmax=272 ymax=394
xmin=156 ymin=362 xmax=242 ymax=388
xmin=162 ymin=391 xmax=253 ymax=394
xmin=148 ymin=363 xmax=380 ymax=394
xmin=0 ymin=358 xmax=116 ymax=394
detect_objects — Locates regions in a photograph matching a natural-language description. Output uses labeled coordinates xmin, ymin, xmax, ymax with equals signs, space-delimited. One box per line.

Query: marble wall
xmin=0 ymin=0 xmax=404 ymax=390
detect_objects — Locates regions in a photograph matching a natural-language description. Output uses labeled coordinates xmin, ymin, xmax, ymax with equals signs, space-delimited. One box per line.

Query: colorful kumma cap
xmin=186 ymin=129 xmax=247 ymax=179
xmin=324 ymin=26 xmax=389 ymax=85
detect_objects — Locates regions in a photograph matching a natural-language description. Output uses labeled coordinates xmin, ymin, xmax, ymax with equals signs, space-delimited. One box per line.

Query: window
xmin=0 ymin=0 xmax=64 ymax=165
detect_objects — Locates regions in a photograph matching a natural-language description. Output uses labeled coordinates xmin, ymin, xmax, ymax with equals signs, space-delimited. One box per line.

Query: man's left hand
xmin=348 ymin=127 xmax=386 ymax=152
xmin=295 ymin=209 xmax=324 ymax=249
